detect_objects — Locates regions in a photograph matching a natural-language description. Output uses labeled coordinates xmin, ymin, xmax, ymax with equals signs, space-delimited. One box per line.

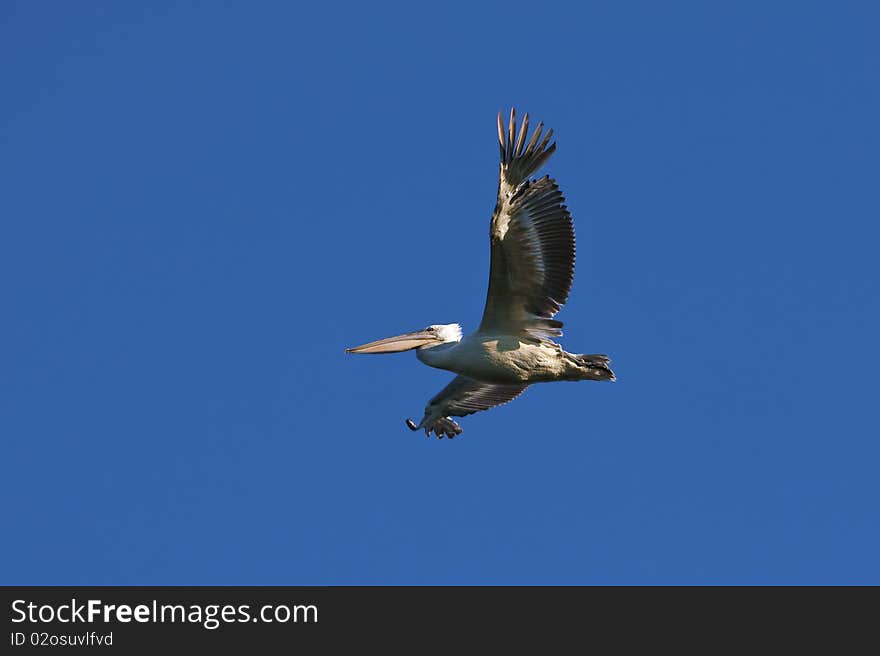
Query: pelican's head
xmin=345 ymin=323 xmax=462 ymax=354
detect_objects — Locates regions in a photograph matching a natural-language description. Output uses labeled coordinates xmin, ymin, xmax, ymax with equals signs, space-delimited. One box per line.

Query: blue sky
xmin=2 ymin=2 xmax=878 ymax=584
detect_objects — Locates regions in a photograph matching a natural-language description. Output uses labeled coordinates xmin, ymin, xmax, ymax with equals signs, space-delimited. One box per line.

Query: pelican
xmin=347 ymin=109 xmax=615 ymax=438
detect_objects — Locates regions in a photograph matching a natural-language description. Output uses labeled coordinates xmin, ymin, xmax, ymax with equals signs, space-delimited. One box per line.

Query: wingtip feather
xmin=497 ymin=109 xmax=557 ymax=184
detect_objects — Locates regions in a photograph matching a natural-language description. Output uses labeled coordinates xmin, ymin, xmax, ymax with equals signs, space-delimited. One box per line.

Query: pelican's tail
xmin=565 ymin=353 xmax=616 ymax=382
xmin=581 ymin=354 xmax=615 ymax=381
xmin=497 ymin=108 xmax=557 ymax=187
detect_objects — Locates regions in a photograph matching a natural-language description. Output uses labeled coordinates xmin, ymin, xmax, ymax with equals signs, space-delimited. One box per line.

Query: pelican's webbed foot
xmin=405 ymin=417 xmax=462 ymax=439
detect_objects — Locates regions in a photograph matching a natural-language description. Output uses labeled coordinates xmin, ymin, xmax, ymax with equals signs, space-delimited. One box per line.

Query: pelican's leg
xmin=404 ymin=417 xmax=462 ymax=439
xmin=434 ymin=417 xmax=462 ymax=439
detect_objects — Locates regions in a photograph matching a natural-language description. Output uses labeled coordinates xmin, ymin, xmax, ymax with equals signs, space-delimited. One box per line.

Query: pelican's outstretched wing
xmin=406 ymin=376 xmax=528 ymax=438
xmin=479 ymin=109 xmax=576 ymax=339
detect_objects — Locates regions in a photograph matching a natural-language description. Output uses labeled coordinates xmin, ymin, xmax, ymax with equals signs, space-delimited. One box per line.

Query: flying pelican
xmin=346 ymin=109 xmax=615 ymax=438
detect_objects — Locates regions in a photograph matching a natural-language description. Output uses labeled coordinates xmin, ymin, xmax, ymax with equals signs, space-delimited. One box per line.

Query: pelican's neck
xmin=415 ymin=340 xmax=460 ymax=370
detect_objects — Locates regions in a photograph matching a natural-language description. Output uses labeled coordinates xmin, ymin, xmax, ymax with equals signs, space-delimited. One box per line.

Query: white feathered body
xmin=416 ymin=332 xmax=598 ymax=384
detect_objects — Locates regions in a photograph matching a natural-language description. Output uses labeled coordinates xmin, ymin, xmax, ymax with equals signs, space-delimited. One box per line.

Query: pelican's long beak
xmin=345 ymin=329 xmax=439 ymax=354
